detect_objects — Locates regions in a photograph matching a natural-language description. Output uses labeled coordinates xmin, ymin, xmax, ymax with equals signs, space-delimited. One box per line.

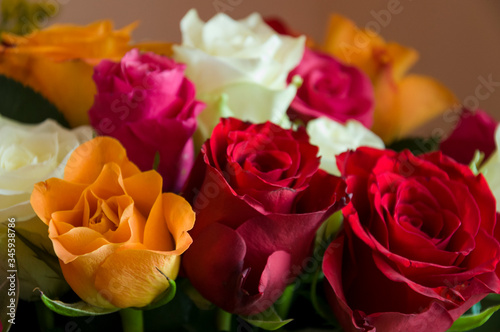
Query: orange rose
xmin=30 ymin=137 xmax=194 ymax=309
xmin=321 ymin=14 xmax=458 ymax=142
xmin=0 ymin=20 xmax=173 ymax=127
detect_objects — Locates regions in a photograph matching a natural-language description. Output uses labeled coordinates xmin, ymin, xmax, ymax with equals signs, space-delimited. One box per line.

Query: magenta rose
xmin=323 ymin=147 xmax=500 ymax=332
xmin=88 ymin=48 xmax=205 ymax=192
xmin=287 ymin=48 xmax=374 ymax=127
xmin=440 ymin=108 xmax=498 ymax=165
xmin=182 ymin=117 xmax=347 ymax=315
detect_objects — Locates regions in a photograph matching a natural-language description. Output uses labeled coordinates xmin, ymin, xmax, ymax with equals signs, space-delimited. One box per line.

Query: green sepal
xmin=446 ymin=304 xmax=500 ymax=331
xmin=0 ymin=74 xmax=69 ymax=127
xmin=136 ymin=272 xmax=177 ymax=311
xmin=38 ymin=289 xmax=119 ymax=317
xmin=239 ymin=306 xmax=293 ymax=331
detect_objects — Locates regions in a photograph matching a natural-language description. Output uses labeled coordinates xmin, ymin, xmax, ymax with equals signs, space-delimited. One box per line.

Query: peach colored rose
xmin=322 ymin=14 xmax=458 ymax=142
xmin=30 ymin=137 xmax=195 ymax=309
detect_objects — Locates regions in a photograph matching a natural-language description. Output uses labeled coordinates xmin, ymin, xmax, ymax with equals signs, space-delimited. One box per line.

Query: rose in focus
xmin=287 ymin=48 xmax=374 ymax=127
xmin=323 ymin=147 xmax=500 ymax=331
xmin=30 ymin=137 xmax=195 ymax=308
xmin=89 ymin=49 xmax=205 ymax=193
xmin=182 ymin=117 xmax=347 ymax=315
xmin=173 ymin=9 xmax=305 ymax=140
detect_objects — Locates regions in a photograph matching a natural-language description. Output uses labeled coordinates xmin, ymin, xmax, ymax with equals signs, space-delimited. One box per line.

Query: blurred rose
xmin=89 ymin=49 xmax=204 ymax=193
xmin=0 ymin=116 xmax=92 ymax=300
xmin=440 ymin=108 xmax=498 ymax=165
xmin=182 ymin=117 xmax=347 ymax=315
xmin=31 ymin=137 xmax=195 ymax=309
xmin=288 ymin=48 xmax=374 ymax=127
xmin=324 ymin=147 xmax=500 ymax=332
xmin=0 ymin=20 xmax=173 ymax=127
xmin=481 ymin=126 xmax=500 ymax=212
xmin=173 ymin=9 xmax=305 ymax=141
xmin=307 ymin=117 xmax=384 ymax=176
xmin=322 ymin=14 xmax=457 ymax=142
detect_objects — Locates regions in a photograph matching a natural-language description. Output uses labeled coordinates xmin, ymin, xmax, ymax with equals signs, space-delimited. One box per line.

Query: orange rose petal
xmin=31 ymin=178 xmax=87 ymax=224
xmin=94 ymin=249 xmax=180 ymax=308
xmin=370 ymin=69 xmax=401 ymax=142
xmin=397 ymin=74 xmax=458 ymax=136
xmin=321 ymin=14 xmax=418 ymax=82
xmin=105 ymin=199 xmax=146 ymax=244
xmin=143 ymin=195 xmax=175 ymax=251
xmin=134 ymin=41 xmax=174 ymax=57
xmin=162 ymin=193 xmax=195 ymax=253
xmin=123 ymin=170 xmax=163 ymax=217
xmin=51 ymin=209 xmax=84 ymax=228
xmin=88 ymin=163 xmax=126 ymax=199
xmin=64 ymin=137 xmax=140 ymax=184
xmin=59 ymin=244 xmax=119 ymax=309
xmin=53 ymin=226 xmax=109 ymax=260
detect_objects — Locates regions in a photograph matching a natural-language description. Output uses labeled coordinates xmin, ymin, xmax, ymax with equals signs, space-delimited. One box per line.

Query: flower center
xmin=89 ymin=199 xmax=119 ymax=234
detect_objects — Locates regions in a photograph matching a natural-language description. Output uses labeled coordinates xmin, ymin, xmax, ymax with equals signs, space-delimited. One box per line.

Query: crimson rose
xmin=182 ymin=117 xmax=347 ymax=315
xmin=323 ymin=147 xmax=500 ymax=332
xmin=88 ymin=49 xmax=204 ymax=192
xmin=440 ymin=108 xmax=498 ymax=165
xmin=287 ymin=48 xmax=374 ymax=127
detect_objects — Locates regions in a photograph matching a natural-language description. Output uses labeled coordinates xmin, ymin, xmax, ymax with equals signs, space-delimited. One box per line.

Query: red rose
xmin=287 ymin=48 xmax=374 ymax=127
xmin=182 ymin=117 xmax=347 ymax=315
xmin=323 ymin=147 xmax=500 ymax=332
xmin=440 ymin=108 xmax=498 ymax=165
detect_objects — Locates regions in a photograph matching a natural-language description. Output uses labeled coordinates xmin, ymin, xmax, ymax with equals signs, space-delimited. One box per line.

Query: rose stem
xmin=120 ymin=308 xmax=144 ymax=332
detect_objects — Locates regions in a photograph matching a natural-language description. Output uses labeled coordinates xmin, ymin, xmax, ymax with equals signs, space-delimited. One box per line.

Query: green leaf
xmin=0 ymin=74 xmax=69 ymax=127
xmin=38 ymin=289 xmax=119 ymax=317
xmin=137 ymin=270 xmax=177 ymax=311
xmin=240 ymin=306 xmax=293 ymax=330
xmin=388 ymin=136 xmax=440 ymax=155
xmin=447 ymin=304 xmax=500 ymax=331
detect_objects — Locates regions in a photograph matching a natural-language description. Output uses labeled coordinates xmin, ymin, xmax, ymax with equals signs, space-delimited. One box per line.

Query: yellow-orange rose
xmin=321 ymin=14 xmax=458 ymax=142
xmin=0 ymin=20 xmax=173 ymax=127
xmin=30 ymin=137 xmax=194 ymax=309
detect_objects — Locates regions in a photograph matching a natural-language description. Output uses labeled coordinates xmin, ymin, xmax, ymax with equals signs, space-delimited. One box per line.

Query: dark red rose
xmin=440 ymin=108 xmax=498 ymax=165
xmin=323 ymin=147 xmax=500 ymax=332
xmin=182 ymin=117 xmax=347 ymax=315
xmin=287 ymin=48 xmax=374 ymax=127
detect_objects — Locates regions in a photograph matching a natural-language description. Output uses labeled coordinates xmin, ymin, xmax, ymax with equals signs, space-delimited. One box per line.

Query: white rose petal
xmin=173 ymin=9 xmax=305 ymax=143
xmin=307 ymin=117 xmax=385 ymax=176
xmin=480 ymin=125 xmax=500 ymax=211
xmin=0 ymin=116 xmax=92 ymax=221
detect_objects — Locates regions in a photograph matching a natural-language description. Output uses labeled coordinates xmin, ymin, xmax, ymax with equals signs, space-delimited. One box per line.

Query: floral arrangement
xmin=1 ymin=4 xmax=500 ymax=332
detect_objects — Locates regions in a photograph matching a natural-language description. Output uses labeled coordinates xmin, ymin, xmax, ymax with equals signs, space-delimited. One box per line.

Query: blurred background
xmin=9 ymin=0 xmax=500 ymax=131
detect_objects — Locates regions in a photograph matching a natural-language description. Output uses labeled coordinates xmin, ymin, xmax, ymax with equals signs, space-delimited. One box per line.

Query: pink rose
xmin=89 ymin=49 xmax=205 ymax=192
xmin=287 ymin=48 xmax=374 ymax=127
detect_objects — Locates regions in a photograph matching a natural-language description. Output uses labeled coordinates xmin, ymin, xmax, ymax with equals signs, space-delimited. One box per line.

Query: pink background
xmin=49 ymin=0 xmax=500 ymax=133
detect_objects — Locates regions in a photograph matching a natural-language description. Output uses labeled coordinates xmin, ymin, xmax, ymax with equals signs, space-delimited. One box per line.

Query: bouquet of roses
xmin=1 ymin=5 xmax=500 ymax=332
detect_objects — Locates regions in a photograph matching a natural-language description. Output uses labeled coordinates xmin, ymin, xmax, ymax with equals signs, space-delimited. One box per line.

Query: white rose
xmin=480 ymin=125 xmax=500 ymax=211
xmin=0 ymin=116 xmax=93 ymax=300
xmin=173 ymin=9 xmax=305 ymax=140
xmin=307 ymin=117 xmax=385 ymax=176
